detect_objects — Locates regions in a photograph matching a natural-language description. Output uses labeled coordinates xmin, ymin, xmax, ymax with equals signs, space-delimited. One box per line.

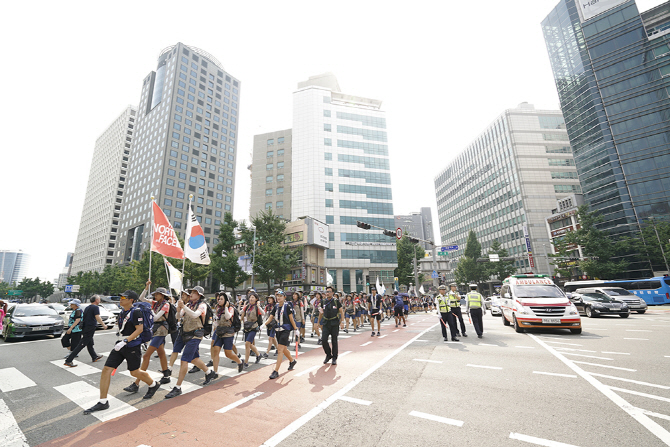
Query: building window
xmin=265 ymin=202 xmax=272 ymax=210
xmin=329 ymin=232 xmax=335 ymax=241
xmin=277 ymin=174 xmax=285 ymax=181
xmin=324 ymin=138 xmax=332 ymax=146
xmin=266 ymin=163 xmax=273 ymax=170
xmin=277 ymin=149 xmax=284 ymax=155
xmin=267 ymin=139 xmax=274 ymax=145
xmin=277 ymin=187 xmax=284 ymax=194
xmin=324 ymin=152 xmax=332 ymax=160
xmin=324 ymin=123 xmax=331 ymax=132
xmin=548 ymin=158 xmax=576 ymax=166
xmin=325 ymin=183 xmax=333 ymax=192
xmin=554 ymin=185 xmax=582 ymax=193
xmin=266 ymin=176 xmax=273 ymax=182
xmin=266 ymin=189 xmax=273 ymax=196
xmin=326 ymin=215 xmax=334 ymax=224
xmin=326 ymin=199 xmax=333 ymax=208
xmin=164 ymin=199 xmax=172 ymax=206
xmin=325 ymin=167 xmax=333 ymax=176
xmin=276 ymin=201 xmax=284 ymax=208
xmin=324 ymin=110 xmax=331 ymax=117
xmin=551 ymin=171 xmax=579 ymax=179
xmin=277 ymin=161 xmax=284 ymax=169
xmin=278 ymin=137 xmax=285 ymax=143
xmin=267 ymin=151 xmax=274 ymax=157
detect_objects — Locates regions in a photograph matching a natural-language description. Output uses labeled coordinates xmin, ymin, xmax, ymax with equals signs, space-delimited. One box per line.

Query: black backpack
xmin=231 ymin=308 xmax=242 ymax=332
xmin=200 ymin=301 xmax=214 ymax=337
xmin=166 ymin=302 xmax=178 ymax=334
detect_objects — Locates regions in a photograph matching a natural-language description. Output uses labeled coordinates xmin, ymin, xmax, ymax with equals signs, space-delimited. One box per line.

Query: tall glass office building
xmin=292 ymin=73 xmax=397 ymax=292
xmin=543 ymin=0 xmax=670 ymax=276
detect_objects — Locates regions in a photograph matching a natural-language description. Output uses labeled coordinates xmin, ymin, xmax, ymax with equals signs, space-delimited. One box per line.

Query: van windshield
xmin=602 ymin=288 xmax=633 ymax=296
xmin=513 ymin=285 xmax=564 ymax=299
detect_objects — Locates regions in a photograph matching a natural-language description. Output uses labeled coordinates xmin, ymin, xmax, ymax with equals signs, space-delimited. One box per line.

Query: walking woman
xmin=211 ymin=293 xmax=244 ymax=374
xmin=264 ymin=295 xmax=278 ymax=358
xmin=264 ymin=290 xmax=298 ymax=379
xmin=343 ymin=294 xmax=355 ymax=333
xmin=242 ymin=293 xmax=264 ymax=368
xmin=292 ymin=292 xmax=305 ymax=347
xmin=311 ymin=292 xmax=323 ymax=344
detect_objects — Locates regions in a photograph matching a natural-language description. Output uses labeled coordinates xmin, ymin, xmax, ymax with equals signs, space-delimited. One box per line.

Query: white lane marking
xmin=559 ymin=353 xmax=613 ymax=361
xmin=414 ymin=340 xmax=429 ymax=342
xmin=533 ymin=371 xmax=577 ymax=378
xmin=0 ymin=367 xmax=36 ymax=392
xmin=467 ymin=364 xmax=502 ymax=370
xmin=0 ymin=398 xmax=29 ymax=447
xmin=137 ymin=445 xmax=151 ymax=447
xmin=215 ymin=392 xmax=264 ymax=413
xmin=554 ymin=347 xmax=597 ymax=353
xmin=509 ymin=432 xmax=579 ymax=447
xmin=339 ymin=351 xmax=352 ymax=358
xmin=409 ymin=410 xmax=463 ymax=427
xmin=478 ymin=343 xmax=498 ymax=347
xmin=339 ymin=396 xmax=372 ymax=406
xmin=413 ymin=359 xmax=443 ymax=364
xmin=543 ymin=341 xmax=583 ymax=346
xmin=444 ymin=341 xmax=463 ymax=344
xmin=377 ymin=335 xmax=387 ymax=339
xmin=54 ymin=381 xmax=136 ymax=422
xmin=50 ymin=360 xmax=101 ymax=376
xmin=626 ymin=329 xmax=652 ymax=332
xmin=571 ymin=361 xmax=636 ymax=372
xmin=637 ymin=409 xmax=670 ymax=422
xmin=624 ymin=338 xmax=649 ymax=340
xmin=609 ymin=387 xmax=670 ymax=403
xmin=260 ymin=323 xmax=439 ymax=447
xmin=666 ymin=356 xmax=670 ymax=358
xmin=392 ymin=329 xmax=399 ymax=333
xmin=587 ymin=373 xmax=670 ymax=390
xmin=601 ymin=351 xmax=630 ymax=355
xmin=294 ymin=365 xmax=319 ymax=377
xmin=360 ymin=342 xmax=372 ymax=347
xmin=516 ymin=346 xmax=535 ymax=349
xmin=528 ymin=334 xmax=670 ymax=445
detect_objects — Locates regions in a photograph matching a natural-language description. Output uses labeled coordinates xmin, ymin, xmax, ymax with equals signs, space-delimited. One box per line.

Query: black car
xmin=570 ymin=292 xmax=630 ymax=318
xmin=2 ymin=304 xmax=65 ymax=341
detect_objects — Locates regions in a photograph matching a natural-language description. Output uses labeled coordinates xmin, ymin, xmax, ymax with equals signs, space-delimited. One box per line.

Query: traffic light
xmin=408 ymin=237 xmax=419 ymax=244
xmin=366 ymin=275 xmax=370 ymax=286
xmin=357 ymin=221 xmax=371 ymax=230
xmin=382 ymin=229 xmax=397 ymax=237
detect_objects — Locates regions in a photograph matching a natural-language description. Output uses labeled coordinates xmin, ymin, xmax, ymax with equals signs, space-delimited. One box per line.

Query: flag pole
xmin=149 ymin=196 xmax=154 ymax=295
xmin=163 ymin=256 xmax=170 ymax=290
xmin=181 ymin=194 xmax=192 ymax=281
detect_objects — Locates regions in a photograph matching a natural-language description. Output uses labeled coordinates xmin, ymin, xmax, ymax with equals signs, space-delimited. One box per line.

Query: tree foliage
xmin=631 ymin=219 xmax=670 ymax=273
xmin=211 ymin=212 xmax=249 ymax=296
xmin=394 ymin=235 xmax=425 ymax=288
xmin=454 ymin=230 xmax=488 ymax=285
xmin=13 ymin=277 xmax=54 ymax=300
xmin=485 ymin=240 xmax=517 ymax=281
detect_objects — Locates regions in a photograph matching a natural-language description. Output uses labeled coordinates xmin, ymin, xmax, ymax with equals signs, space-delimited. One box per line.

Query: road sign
xmin=489 ymin=254 xmax=500 ymax=262
xmin=437 ymin=252 xmax=448 ymax=256
xmin=8 ymin=290 xmax=22 ymax=296
xmin=396 ymin=228 xmax=402 ymax=240
xmin=431 ymin=271 xmax=439 ymax=279
xmin=445 ymin=245 xmax=458 ymax=251
xmin=64 ymin=285 xmax=80 ymax=293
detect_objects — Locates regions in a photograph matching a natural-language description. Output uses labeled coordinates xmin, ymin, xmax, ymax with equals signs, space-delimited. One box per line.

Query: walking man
xmin=436 ymin=285 xmax=459 ymax=342
xmin=65 ymin=295 xmax=107 ymax=367
xmin=265 ymin=290 xmax=299 ymax=379
xmin=466 ymin=284 xmax=485 ymax=338
xmin=448 ymin=283 xmax=467 ymax=337
xmin=320 ymin=286 xmax=344 ymax=365
xmin=367 ymin=286 xmax=383 ymax=337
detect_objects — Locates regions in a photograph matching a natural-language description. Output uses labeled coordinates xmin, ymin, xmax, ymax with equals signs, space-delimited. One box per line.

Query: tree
xmin=548 ymin=236 xmax=581 ymax=281
xmin=563 ymin=205 xmax=630 ymax=279
xmin=632 ymin=219 xmax=670 ymax=273
xmin=454 ymin=230 xmax=488 ymax=285
xmin=394 ymin=235 xmax=425 ymax=288
xmin=39 ymin=281 xmax=55 ymax=300
xmin=485 ymin=240 xmax=517 ymax=281
xmin=0 ymin=282 xmax=10 ymax=298
xmin=211 ymin=212 xmax=249 ymax=296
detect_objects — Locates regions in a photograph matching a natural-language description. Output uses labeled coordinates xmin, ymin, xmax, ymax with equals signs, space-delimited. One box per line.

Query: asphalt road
xmin=1 ymin=306 xmax=669 ymax=447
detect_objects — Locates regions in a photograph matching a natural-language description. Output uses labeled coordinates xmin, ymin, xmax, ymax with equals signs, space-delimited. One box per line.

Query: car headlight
xmin=621 ymin=302 xmax=628 ymax=308
xmin=517 ymin=304 xmax=532 ymax=315
xmin=13 ymin=323 xmax=27 ymax=328
xmin=568 ymin=303 xmax=579 ymax=315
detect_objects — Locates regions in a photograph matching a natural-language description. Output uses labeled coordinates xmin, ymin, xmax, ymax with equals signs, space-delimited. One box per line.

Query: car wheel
xmin=636 ymin=310 xmax=646 ymax=314
xmin=3 ymin=327 xmax=14 ymax=342
xmin=502 ymin=313 xmax=510 ymax=326
xmin=513 ymin=315 xmax=524 ymax=333
xmin=585 ymin=306 xmax=595 ymax=318
xmin=620 ymin=312 xmax=629 ymax=318
xmin=570 ymin=328 xmax=582 ymax=334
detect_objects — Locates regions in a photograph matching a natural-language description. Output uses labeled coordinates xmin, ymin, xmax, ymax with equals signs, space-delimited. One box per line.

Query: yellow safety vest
xmin=448 ymin=292 xmax=460 ymax=307
xmin=437 ymin=294 xmax=450 ymax=313
xmin=466 ymin=292 xmax=483 ymax=308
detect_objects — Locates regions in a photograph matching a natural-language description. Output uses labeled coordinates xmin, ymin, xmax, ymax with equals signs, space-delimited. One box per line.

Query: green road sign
xmin=8 ymin=290 xmax=23 ymax=296
xmin=437 ymin=252 xmax=448 ymax=256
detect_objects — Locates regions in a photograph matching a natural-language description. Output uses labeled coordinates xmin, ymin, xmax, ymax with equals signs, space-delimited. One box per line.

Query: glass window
xmin=266 ymin=176 xmax=273 ymax=182
xmin=266 ymin=163 xmax=273 ymax=170
xmin=267 ymin=139 xmax=274 ymax=145
xmin=278 ymin=137 xmax=285 ymax=143
xmin=325 ymin=167 xmax=333 ymax=176
xmin=324 ymin=123 xmax=331 ymax=132
xmin=276 ymin=201 xmax=284 ymax=208
xmin=323 ymin=110 xmax=331 ymax=117
xmin=277 ymin=174 xmax=285 ymax=181
xmin=277 ymin=149 xmax=284 ymax=156
xmin=325 ymin=183 xmax=333 ymax=192
xmin=326 ymin=199 xmax=333 ymax=208
xmin=324 ymin=138 xmax=332 ymax=146
xmin=277 ymin=162 xmax=284 ymax=169
xmin=265 ymin=202 xmax=272 ymax=210
xmin=325 ymin=152 xmax=332 ymax=160
xmin=277 ymin=187 xmax=284 ymax=194
xmin=266 ymin=188 xmax=273 ymax=196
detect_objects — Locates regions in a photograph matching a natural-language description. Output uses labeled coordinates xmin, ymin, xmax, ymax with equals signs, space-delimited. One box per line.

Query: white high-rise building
xmin=71 ymin=106 xmax=137 ymax=274
xmin=0 ymin=250 xmax=31 ymax=285
xmin=292 ymin=73 xmax=397 ymax=293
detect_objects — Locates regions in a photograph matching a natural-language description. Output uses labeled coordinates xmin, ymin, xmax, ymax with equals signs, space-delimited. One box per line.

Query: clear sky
xmin=0 ymin=0 xmax=662 ymax=282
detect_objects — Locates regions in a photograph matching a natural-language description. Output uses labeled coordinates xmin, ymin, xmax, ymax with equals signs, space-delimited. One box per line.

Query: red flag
xmin=151 ymin=202 xmax=184 ymax=259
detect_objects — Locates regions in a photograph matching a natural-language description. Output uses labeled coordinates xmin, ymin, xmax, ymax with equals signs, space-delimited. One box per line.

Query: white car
xmin=79 ymin=304 xmax=115 ymax=329
xmin=490 ymin=296 xmax=502 ymax=316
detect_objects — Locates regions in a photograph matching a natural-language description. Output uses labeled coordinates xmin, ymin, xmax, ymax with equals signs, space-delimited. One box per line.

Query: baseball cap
xmin=120 ymin=290 xmax=139 ymax=301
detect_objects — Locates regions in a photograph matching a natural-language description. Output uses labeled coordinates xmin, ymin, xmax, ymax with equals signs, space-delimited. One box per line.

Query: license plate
xmin=542 ymin=318 xmax=561 ymax=324
xmin=34 ymin=326 xmax=50 ymax=331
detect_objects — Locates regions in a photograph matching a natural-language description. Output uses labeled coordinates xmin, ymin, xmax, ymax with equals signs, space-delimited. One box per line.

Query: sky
xmin=0 ymin=0 xmax=662 ymax=283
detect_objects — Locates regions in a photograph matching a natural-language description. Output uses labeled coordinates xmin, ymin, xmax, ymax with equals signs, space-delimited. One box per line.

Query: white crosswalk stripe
xmin=54 ymin=381 xmax=137 ymax=422
xmin=0 ymin=367 xmax=36 ymax=392
xmin=0 ymin=398 xmax=29 ymax=447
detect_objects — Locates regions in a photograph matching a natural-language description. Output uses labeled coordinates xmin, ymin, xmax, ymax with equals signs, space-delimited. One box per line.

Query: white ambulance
xmin=500 ymin=275 xmax=581 ymax=334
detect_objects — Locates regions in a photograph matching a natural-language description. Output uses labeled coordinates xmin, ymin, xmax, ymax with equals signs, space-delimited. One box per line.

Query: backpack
xmin=132 ymin=302 xmax=154 ymax=344
xmin=165 ymin=302 xmax=178 ymax=334
xmin=395 ymin=296 xmax=403 ymax=308
xmin=231 ymin=307 xmax=242 ymax=332
xmin=200 ymin=300 xmax=214 ymax=337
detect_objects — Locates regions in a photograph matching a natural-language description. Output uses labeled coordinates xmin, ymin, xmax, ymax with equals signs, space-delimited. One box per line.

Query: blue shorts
xmin=214 ymin=334 xmax=234 ymax=350
xmin=355 ymin=310 xmax=361 ymax=318
xmin=295 ymin=322 xmax=303 ymax=329
xmin=267 ymin=328 xmax=276 ymax=338
xmin=404 ymin=305 xmax=409 ymax=311
xmin=318 ymin=318 xmax=324 ymax=325
xmin=180 ymin=338 xmax=201 ymax=363
xmin=149 ymin=335 xmax=166 ymax=348
xmin=244 ymin=330 xmax=257 ymax=343
xmin=311 ymin=314 xmax=319 ymax=323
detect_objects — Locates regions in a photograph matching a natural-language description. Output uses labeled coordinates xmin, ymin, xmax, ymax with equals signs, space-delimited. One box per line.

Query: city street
xmin=1 ymin=308 xmax=669 ymax=447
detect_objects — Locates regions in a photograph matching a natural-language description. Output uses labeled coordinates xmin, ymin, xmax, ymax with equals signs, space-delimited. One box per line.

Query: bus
xmin=564 ymin=276 xmax=670 ymax=305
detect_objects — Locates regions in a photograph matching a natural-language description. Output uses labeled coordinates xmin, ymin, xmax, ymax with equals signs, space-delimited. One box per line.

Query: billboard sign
xmin=309 ymin=218 xmax=329 ymax=249
xmin=577 ymin=0 xmax=629 ymax=22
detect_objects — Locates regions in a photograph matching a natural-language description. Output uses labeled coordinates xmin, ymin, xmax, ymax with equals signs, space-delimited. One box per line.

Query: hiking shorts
xmin=149 ymin=335 xmax=166 ymax=348
xmin=214 ymin=334 xmax=234 ymax=350
xmin=295 ymin=322 xmax=303 ymax=329
xmin=180 ymin=338 xmax=201 ymax=363
xmin=370 ymin=309 xmax=381 ymax=320
xmin=267 ymin=327 xmax=276 ymax=338
xmin=394 ymin=307 xmax=404 ymax=317
xmin=105 ymin=344 xmax=142 ymax=371
xmin=244 ymin=330 xmax=257 ymax=343
xmin=276 ymin=330 xmax=291 ymax=347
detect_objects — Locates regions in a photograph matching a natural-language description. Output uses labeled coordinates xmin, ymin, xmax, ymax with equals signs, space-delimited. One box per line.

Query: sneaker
xmin=188 ymin=365 xmax=199 ymax=374
xmin=332 ymin=358 xmax=337 ymax=365
xmin=371 ymin=331 xmax=375 ymax=337
xmin=92 ymin=355 xmax=104 ymax=362
xmin=288 ymin=360 xmax=297 ymax=371
xmin=159 ymin=376 xmax=171 ymax=385
xmin=262 ymin=353 xmax=269 ymax=359
xmin=462 ymin=333 xmax=468 ymax=337
xmin=444 ymin=337 xmax=448 ymax=342
xmin=243 ymin=363 xmax=249 ymax=369
xmin=323 ymin=355 xmax=332 ymax=364
xmin=203 ymin=370 xmax=218 ymax=386
xmin=238 ymin=362 xmax=244 ymax=373
xmin=83 ymin=401 xmax=109 ymax=414
xmin=123 ymin=382 xmax=139 ymax=393
xmin=143 ymin=381 xmax=161 ymax=399
xmin=300 ymin=336 xmax=305 ymax=343
xmin=377 ymin=332 xmax=381 ymax=336
xmin=478 ymin=334 xmax=483 ymax=339
xmin=255 ymin=355 xmax=262 ymax=364
xmin=317 ymin=338 xmax=322 ymax=345
xmin=403 ymin=324 xmax=407 ymax=327
xmin=344 ymin=329 xmax=348 ymax=333
xmin=269 ymin=370 xmax=279 ymax=380
xmin=206 ymin=360 xmax=213 ymax=367
xmin=395 ymin=324 xmax=398 ymax=328
xmin=274 ymin=351 xmax=278 ymax=356
xmin=64 ymin=361 xmax=77 ymax=368
xmin=164 ymin=387 xmax=182 ymax=399
xmin=310 ymin=332 xmax=314 ymax=338
xmin=452 ymin=338 xmax=460 ymax=342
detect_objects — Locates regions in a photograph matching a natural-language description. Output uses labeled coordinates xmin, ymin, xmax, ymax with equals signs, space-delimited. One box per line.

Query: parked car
xmin=489 ymin=296 xmax=502 ymax=316
xmin=574 ymin=287 xmax=647 ymax=314
xmin=570 ymin=291 xmax=630 ymax=318
xmin=100 ymin=302 xmax=121 ymax=322
xmin=484 ymin=295 xmax=499 ymax=310
xmin=46 ymin=303 xmax=69 ymax=323
xmin=79 ymin=303 xmax=115 ymax=329
xmin=1 ymin=303 xmax=65 ymax=341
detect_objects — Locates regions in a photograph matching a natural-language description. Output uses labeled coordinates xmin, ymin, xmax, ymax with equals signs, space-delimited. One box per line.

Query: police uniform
xmin=321 ymin=296 xmax=342 ymax=363
xmin=466 ymin=285 xmax=484 ymax=338
xmin=436 ymin=288 xmax=458 ymax=341
xmin=448 ymin=286 xmax=467 ymax=337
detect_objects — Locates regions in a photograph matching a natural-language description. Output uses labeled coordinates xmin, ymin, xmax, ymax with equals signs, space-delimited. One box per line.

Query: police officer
xmin=466 ymin=284 xmax=485 ymax=338
xmin=319 ymin=286 xmax=344 ymax=365
xmin=436 ymin=285 xmax=459 ymax=342
xmin=448 ymin=283 xmax=467 ymax=337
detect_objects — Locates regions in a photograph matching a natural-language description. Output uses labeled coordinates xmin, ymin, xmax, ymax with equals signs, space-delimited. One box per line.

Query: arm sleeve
xmin=153 ymin=303 xmax=168 ymax=320
xmin=182 ymin=303 xmax=205 ymax=318
xmin=139 ymin=288 xmax=150 ymax=302
xmin=465 ymin=295 xmax=470 ymax=312
xmin=224 ymin=306 xmax=233 ymax=320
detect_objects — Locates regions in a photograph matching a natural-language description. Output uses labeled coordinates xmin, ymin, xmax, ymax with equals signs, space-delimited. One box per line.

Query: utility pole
xmin=413 ymin=244 xmax=419 ymax=295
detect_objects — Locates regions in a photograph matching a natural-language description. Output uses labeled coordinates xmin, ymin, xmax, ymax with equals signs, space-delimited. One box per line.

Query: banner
xmin=151 ymin=202 xmax=184 ymax=259
xmin=165 ymin=258 xmax=183 ymax=294
xmin=185 ymin=204 xmax=211 ymax=265
xmin=375 ymin=276 xmax=385 ymax=295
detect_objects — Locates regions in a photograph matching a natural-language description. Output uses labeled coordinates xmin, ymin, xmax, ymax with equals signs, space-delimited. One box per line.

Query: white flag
xmin=376 ymin=276 xmax=385 ymax=295
xmin=326 ymin=272 xmax=334 ymax=286
xmin=184 ymin=204 xmax=211 ymax=265
xmin=419 ymin=285 xmax=425 ymax=295
xmin=164 ymin=258 xmax=183 ymax=295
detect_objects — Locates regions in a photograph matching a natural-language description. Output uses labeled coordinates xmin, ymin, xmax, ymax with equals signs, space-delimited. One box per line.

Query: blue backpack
xmin=395 ymin=296 xmax=403 ymax=308
xmin=132 ymin=302 xmax=154 ymax=344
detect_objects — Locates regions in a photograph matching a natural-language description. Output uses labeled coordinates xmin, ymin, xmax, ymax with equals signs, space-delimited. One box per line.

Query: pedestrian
xmin=311 ymin=292 xmax=323 ymax=344
xmin=211 ymin=292 xmax=244 ymax=374
xmin=436 ymin=285 xmax=459 ymax=342
xmin=393 ymin=293 xmax=406 ymax=328
xmin=62 ymin=299 xmax=83 ymax=357
xmin=343 ymin=294 xmax=355 ymax=332
xmin=168 ymin=290 xmax=191 ymax=370
xmin=0 ymin=300 xmax=6 ymax=333
xmin=291 ymin=292 xmax=305 ymax=347
xmin=353 ymin=292 xmax=362 ymax=330
xmin=64 ymin=295 xmax=107 ymax=367
xmin=123 ymin=285 xmax=173 ymax=394
xmin=264 ymin=295 xmax=279 ymax=357
xmin=448 ymin=283 xmax=468 ymax=337
xmin=264 ymin=290 xmax=298 ymax=379
xmin=242 ymin=293 xmax=264 ymax=368
xmin=465 ymin=284 xmax=485 ymax=338
xmin=83 ymin=290 xmax=161 ymax=414
xmin=165 ymin=286 xmax=217 ymax=398
xmin=367 ymin=286 xmax=383 ymax=337
xmin=319 ymin=286 xmax=344 ymax=365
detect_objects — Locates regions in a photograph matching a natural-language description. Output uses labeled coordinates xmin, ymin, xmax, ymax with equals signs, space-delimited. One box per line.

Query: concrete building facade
xmin=72 ymin=106 xmax=136 ymax=274
xmin=394 ymin=207 xmax=435 ymax=250
xmin=0 ymin=250 xmax=31 ymax=285
xmin=113 ymin=43 xmax=240 ymax=265
xmin=249 ymin=129 xmax=292 ymax=221
xmin=435 ymin=103 xmax=581 ymax=281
